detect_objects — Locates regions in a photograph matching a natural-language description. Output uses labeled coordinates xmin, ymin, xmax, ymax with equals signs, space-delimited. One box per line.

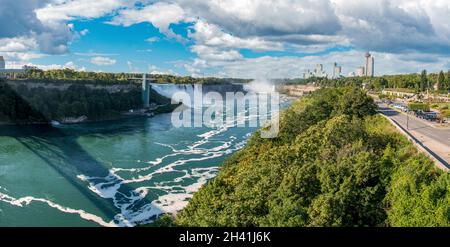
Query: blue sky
xmin=36 ymin=19 xmax=194 ymax=73
xmin=1 ymin=0 xmax=450 ymax=78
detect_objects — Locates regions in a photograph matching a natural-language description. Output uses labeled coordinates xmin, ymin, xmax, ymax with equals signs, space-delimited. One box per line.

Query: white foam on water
xmin=0 ymin=100 xmax=284 ymax=227
xmin=0 ymin=189 xmax=118 ymax=227
xmin=73 ymin=106 xmax=273 ymax=226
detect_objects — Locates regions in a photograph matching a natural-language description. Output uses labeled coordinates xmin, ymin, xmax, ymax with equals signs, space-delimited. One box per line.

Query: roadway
xmin=377 ymin=102 xmax=450 ymax=169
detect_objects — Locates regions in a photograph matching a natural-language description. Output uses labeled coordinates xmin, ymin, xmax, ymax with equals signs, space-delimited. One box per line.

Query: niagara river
xmin=0 ymin=83 xmax=290 ymax=226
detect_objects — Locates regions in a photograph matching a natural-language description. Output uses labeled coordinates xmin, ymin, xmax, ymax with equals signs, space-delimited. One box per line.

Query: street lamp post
xmin=406 ymin=111 xmax=409 ymax=130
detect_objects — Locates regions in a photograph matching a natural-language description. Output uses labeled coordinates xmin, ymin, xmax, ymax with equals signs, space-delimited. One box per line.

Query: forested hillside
xmin=13 ymin=68 xmax=250 ymax=85
xmin=0 ymin=81 xmax=173 ymax=124
xmin=175 ymin=87 xmax=450 ymax=227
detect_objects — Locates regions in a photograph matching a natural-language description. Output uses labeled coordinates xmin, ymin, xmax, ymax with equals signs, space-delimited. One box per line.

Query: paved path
xmin=377 ymin=103 xmax=450 ymax=169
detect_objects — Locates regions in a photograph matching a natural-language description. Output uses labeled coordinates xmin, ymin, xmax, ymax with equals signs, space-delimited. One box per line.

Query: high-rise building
xmin=365 ymin=52 xmax=374 ymax=77
xmin=314 ymin=64 xmax=326 ymax=77
xmin=316 ymin=64 xmax=323 ymax=73
xmin=356 ymin=67 xmax=365 ymax=77
xmin=0 ymin=56 xmax=5 ymax=70
xmin=303 ymin=69 xmax=313 ymax=79
xmin=332 ymin=62 xmax=342 ymax=79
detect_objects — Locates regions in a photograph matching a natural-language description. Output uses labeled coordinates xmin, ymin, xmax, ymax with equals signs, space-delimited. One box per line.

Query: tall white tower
xmin=0 ymin=56 xmax=5 ymax=70
xmin=365 ymin=52 xmax=374 ymax=77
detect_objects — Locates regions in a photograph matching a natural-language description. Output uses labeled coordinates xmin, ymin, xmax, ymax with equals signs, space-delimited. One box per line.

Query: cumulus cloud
xmin=0 ymin=37 xmax=46 ymax=63
xmin=0 ymin=0 xmax=75 ymax=55
xmin=0 ymin=37 xmax=38 ymax=53
xmin=176 ymin=0 xmax=341 ymax=38
xmin=3 ymin=0 xmax=450 ymax=76
xmin=90 ymin=56 xmax=117 ymax=66
xmin=0 ymin=0 xmax=48 ymax=38
xmin=108 ymin=2 xmax=187 ymax=41
xmin=36 ymin=0 xmax=133 ymax=23
xmin=187 ymin=20 xmax=286 ymax=66
xmin=190 ymin=20 xmax=283 ymax=51
xmin=332 ymin=0 xmax=450 ymax=54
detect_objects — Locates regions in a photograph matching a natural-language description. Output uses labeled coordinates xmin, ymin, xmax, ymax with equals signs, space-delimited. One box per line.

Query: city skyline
xmin=1 ymin=0 xmax=450 ymax=78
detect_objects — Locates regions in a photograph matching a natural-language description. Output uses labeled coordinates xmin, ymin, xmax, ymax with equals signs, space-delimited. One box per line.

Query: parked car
xmin=423 ymin=112 xmax=438 ymax=121
xmin=392 ymin=103 xmax=409 ymax=112
xmin=415 ymin=110 xmax=438 ymax=121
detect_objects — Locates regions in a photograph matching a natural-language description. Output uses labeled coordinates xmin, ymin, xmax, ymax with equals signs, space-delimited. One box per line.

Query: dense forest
xmin=298 ymin=70 xmax=450 ymax=93
xmin=13 ymin=68 xmax=250 ymax=85
xmin=0 ymin=80 xmax=173 ymax=124
xmin=160 ymin=87 xmax=450 ymax=227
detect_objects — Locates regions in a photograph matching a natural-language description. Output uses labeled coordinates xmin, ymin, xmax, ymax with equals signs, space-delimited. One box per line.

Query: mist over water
xmin=243 ymin=79 xmax=276 ymax=93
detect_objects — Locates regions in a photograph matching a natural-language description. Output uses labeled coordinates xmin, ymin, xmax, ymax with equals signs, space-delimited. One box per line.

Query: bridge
xmin=130 ymin=74 xmax=157 ymax=108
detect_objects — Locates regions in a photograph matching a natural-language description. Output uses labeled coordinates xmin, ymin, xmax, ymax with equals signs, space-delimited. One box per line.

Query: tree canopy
xmin=14 ymin=68 xmax=250 ymax=85
xmin=171 ymin=87 xmax=450 ymax=227
xmin=0 ymin=82 xmax=173 ymax=124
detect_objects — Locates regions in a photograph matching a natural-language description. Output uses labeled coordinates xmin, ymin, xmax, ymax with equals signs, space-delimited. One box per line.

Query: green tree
xmin=174 ymin=87 xmax=450 ymax=227
xmin=447 ymin=69 xmax=450 ymax=91
xmin=420 ymin=70 xmax=428 ymax=92
xmin=437 ymin=71 xmax=446 ymax=91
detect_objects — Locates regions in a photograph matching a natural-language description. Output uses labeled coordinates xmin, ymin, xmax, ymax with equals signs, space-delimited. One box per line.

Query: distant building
xmin=365 ymin=52 xmax=374 ymax=77
xmin=332 ymin=62 xmax=342 ymax=79
xmin=356 ymin=67 xmax=365 ymax=77
xmin=348 ymin=72 xmax=356 ymax=77
xmin=314 ymin=64 xmax=327 ymax=78
xmin=0 ymin=56 xmax=5 ymax=70
xmin=316 ymin=64 xmax=323 ymax=73
xmin=303 ymin=69 xmax=314 ymax=79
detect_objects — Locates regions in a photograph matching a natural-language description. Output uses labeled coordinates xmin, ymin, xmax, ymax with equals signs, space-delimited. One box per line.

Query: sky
xmin=1 ymin=0 xmax=450 ymax=79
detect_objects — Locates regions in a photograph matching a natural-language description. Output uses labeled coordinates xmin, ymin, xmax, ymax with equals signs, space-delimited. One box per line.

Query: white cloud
xmin=148 ymin=64 xmax=177 ymax=75
xmin=0 ymin=0 xmax=74 ymax=55
xmin=80 ymin=29 xmax=89 ymax=36
xmin=75 ymin=52 xmax=118 ymax=56
xmin=3 ymin=0 xmax=450 ymax=77
xmin=0 ymin=37 xmax=38 ymax=52
xmin=145 ymin=37 xmax=160 ymax=43
xmin=90 ymin=56 xmax=117 ymax=66
xmin=2 ymin=52 xmax=46 ymax=63
xmin=190 ymin=20 xmax=283 ymax=51
xmin=36 ymin=0 xmax=133 ymax=23
xmin=175 ymin=0 xmax=341 ymax=38
xmin=109 ymin=2 xmax=187 ymax=41
xmin=190 ymin=45 xmax=243 ymax=62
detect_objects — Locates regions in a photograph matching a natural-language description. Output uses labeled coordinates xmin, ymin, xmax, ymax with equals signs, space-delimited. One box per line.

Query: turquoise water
xmin=0 ymin=92 xmax=291 ymax=226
